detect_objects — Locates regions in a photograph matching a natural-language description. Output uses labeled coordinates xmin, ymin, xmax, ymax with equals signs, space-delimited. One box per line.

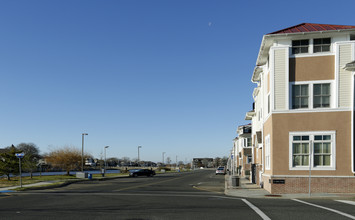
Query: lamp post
xmin=162 ymin=152 xmax=165 ymax=164
xmin=81 ymin=133 xmax=88 ymax=172
xmin=138 ymin=146 xmax=142 ymax=162
xmin=104 ymin=146 xmax=109 ymax=175
xmin=15 ymin=153 xmax=24 ymax=188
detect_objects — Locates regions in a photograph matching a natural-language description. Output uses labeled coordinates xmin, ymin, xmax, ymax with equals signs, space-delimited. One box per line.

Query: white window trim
xmin=265 ymin=134 xmax=270 ymax=170
xmin=289 ymin=80 xmax=335 ymax=110
xmin=289 ymin=37 xmax=334 ymax=58
xmin=289 ymin=131 xmax=336 ymax=171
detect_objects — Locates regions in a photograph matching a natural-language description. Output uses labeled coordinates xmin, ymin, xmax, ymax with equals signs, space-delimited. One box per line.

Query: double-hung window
xmin=292 ymin=135 xmax=309 ymax=166
xmin=313 ymin=38 xmax=331 ymax=53
xmin=289 ymin=132 xmax=335 ymax=170
xmin=314 ymin=135 xmax=331 ymax=166
xmin=313 ymin=83 xmax=330 ymax=108
xmin=292 ymin=84 xmax=309 ymax=109
xmin=291 ymin=82 xmax=332 ymax=110
xmin=292 ymin=39 xmax=309 ymax=54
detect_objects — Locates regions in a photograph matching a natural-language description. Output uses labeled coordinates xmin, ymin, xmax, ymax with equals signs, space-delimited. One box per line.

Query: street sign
xmin=15 ymin=153 xmax=24 ymax=158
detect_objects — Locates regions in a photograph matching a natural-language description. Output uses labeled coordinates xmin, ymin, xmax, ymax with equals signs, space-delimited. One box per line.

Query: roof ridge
xmin=267 ymin=23 xmax=355 ymax=35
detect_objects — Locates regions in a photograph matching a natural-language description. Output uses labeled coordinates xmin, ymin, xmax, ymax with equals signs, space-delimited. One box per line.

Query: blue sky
xmin=1 ymin=0 xmax=354 ymax=163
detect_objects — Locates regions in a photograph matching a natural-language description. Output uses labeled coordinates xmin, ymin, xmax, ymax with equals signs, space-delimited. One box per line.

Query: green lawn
xmin=0 ymin=170 xmax=190 ymax=188
xmin=0 ymin=175 xmax=77 ymax=187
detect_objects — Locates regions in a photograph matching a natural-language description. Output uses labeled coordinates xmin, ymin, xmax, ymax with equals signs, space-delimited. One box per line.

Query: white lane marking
xmin=336 ymin=200 xmax=355 ymax=206
xmin=293 ymin=199 xmax=355 ymax=219
xmin=242 ymin=199 xmax=271 ymax=220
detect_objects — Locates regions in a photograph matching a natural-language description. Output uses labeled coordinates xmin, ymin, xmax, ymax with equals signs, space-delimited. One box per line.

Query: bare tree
xmin=120 ymin=157 xmax=130 ymax=166
xmin=213 ymin=157 xmax=221 ymax=167
xmin=220 ymin=156 xmax=228 ymax=166
xmin=107 ymin=157 xmax=119 ymax=167
xmin=121 ymin=157 xmax=130 ymax=163
xmin=45 ymin=146 xmax=88 ymax=175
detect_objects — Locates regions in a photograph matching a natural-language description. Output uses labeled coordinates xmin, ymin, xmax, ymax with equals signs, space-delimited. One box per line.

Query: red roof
xmin=268 ymin=23 xmax=355 ymax=35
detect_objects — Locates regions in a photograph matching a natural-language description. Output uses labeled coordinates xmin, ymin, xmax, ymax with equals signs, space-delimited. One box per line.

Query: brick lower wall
xmin=263 ymin=176 xmax=355 ymax=194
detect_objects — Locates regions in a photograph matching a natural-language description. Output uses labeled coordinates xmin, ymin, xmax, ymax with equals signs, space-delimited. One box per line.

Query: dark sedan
xmin=129 ymin=169 xmax=156 ymax=177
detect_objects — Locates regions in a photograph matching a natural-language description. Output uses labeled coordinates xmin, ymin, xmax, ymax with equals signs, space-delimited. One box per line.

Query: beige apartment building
xmin=232 ymin=124 xmax=252 ymax=178
xmin=246 ymin=23 xmax=355 ymax=194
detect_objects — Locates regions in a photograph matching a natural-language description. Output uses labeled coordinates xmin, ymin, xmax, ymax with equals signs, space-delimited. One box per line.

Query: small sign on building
xmin=272 ymin=179 xmax=285 ymax=184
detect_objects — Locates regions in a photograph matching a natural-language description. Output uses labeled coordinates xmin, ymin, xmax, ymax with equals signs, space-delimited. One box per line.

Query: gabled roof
xmin=268 ymin=23 xmax=355 ymax=35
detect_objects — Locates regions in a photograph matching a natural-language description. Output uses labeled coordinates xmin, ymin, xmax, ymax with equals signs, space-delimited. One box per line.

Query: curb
xmin=3 ymin=175 xmax=131 ymax=192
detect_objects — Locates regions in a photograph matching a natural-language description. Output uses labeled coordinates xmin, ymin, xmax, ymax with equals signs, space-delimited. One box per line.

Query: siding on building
xmin=338 ymin=44 xmax=353 ymax=108
xmin=273 ymin=48 xmax=288 ymax=110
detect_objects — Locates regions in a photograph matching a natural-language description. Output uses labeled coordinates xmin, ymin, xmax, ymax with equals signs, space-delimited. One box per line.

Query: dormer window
xmin=292 ymin=39 xmax=309 ymax=54
xmin=313 ymin=38 xmax=331 ymax=53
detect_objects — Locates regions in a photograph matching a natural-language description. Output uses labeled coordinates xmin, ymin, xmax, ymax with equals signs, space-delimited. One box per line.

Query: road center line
xmin=241 ymin=199 xmax=271 ymax=220
xmin=292 ymin=199 xmax=355 ymax=219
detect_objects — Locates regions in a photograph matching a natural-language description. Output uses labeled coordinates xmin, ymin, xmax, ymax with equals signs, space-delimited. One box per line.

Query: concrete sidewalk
xmin=0 ymin=181 xmax=61 ymax=192
xmin=225 ymin=174 xmax=269 ymax=198
xmin=224 ymin=174 xmax=355 ymax=199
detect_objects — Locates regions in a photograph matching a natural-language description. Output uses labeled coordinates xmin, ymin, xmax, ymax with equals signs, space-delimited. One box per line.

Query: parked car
xmin=215 ymin=166 xmax=226 ymax=175
xmin=129 ymin=169 xmax=156 ymax=177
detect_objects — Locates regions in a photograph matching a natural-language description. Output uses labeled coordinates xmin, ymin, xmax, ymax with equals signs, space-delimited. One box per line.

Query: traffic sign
xmin=15 ymin=153 xmax=24 ymax=158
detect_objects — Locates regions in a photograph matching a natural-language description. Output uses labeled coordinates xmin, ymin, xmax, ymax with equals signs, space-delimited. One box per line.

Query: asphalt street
xmin=0 ymin=170 xmax=354 ymax=220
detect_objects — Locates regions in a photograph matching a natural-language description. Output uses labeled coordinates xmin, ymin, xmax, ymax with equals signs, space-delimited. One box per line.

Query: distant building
xmin=192 ymin=158 xmax=214 ymax=168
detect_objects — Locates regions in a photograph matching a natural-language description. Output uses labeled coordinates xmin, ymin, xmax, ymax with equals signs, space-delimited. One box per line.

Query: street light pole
xmin=104 ymin=146 xmax=109 ymax=175
xmin=138 ymin=146 xmax=142 ymax=163
xmin=162 ymin=152 xmax=165 ymax=164
xmin=81 ymin=133 xmax=88 ymax=172
xmin=19 ymin=157 xmax=22 ymax=187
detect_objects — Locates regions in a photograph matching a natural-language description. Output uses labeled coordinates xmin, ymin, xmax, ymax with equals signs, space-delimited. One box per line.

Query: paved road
xmin=0 ymin=170 xmax=355 ymax=219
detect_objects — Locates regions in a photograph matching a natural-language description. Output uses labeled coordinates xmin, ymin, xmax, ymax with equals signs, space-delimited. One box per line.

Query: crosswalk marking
xmin=242 ymin=199 xmax=271 ymax=220
xmin=293 ymin=199 xmax=355 ymax=219
xmin=336 ymin=200 xmax=355 ymax=206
